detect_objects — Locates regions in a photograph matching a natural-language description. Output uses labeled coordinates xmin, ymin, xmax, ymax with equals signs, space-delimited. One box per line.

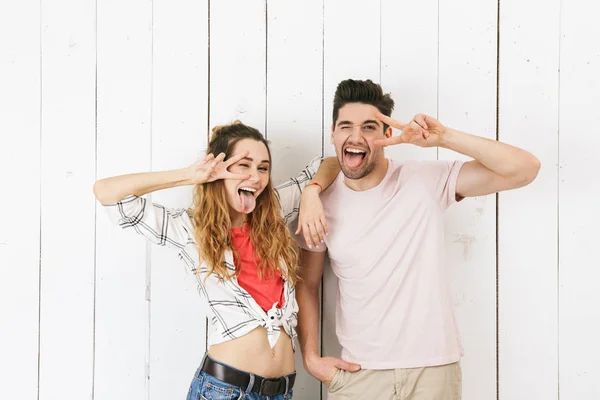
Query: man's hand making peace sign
xmin=374 ymin=112 xmax=447 ymax=148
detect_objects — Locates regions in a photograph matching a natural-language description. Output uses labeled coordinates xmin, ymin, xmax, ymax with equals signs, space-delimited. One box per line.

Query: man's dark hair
xmin=332 ymin=79 xmax=395 ymax=128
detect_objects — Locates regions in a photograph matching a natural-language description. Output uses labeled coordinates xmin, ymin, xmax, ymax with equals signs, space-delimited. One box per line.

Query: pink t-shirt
xmin=302 ymin=159 xmax=465 ymax=369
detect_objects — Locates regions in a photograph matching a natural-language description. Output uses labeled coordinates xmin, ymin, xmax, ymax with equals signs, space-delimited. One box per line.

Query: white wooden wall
xmin=1 ymin=1 xmax=598 ymax=399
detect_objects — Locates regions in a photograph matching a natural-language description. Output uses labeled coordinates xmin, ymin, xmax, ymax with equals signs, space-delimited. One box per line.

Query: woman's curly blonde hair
xmin=190 ymin=121 xmax=299 ymax=285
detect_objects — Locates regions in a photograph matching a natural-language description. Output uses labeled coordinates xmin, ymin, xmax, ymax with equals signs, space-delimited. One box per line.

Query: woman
xmin=94 ymin=121 xmax=334 ymax=399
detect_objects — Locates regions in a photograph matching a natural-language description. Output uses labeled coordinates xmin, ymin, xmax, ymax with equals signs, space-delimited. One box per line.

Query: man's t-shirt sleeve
xmin=414 ymin=160 xmax=465 ymax=211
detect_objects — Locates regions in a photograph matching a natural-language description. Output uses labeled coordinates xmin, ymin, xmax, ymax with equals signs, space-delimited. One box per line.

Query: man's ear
xmin=330 ymin=124 xmax=335 ymax=144
xmin=384 ymin=126 xmax=393 ymax=138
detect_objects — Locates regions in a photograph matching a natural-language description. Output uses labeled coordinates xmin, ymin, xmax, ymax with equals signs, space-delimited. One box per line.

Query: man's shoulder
xmin=388 ymin=158 xmax=459 ymax=175
xmin=385 ymin=158 xmax=422 ymax=179
xmin=388 ymin=157 xmax=448 ymax=167
xmin=317 ymin=172 xmax=348 ymax=211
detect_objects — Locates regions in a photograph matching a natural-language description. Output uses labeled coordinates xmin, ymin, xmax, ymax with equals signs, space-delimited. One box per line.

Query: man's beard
xmin=339 ymin=154 xmax=377 ymax=180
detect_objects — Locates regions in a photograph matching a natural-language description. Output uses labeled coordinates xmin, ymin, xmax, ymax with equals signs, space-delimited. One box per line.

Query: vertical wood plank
xmin=38 ymin=0 xmax=96 ymax=398
xmin=267 ymin=0 xmax=323 ymax=184
xmin=95 ymin=0 xmax=153 ymax=398
xmin=323 ymin=0 xmax=381 ymax=158
xmin=210 ymin=0 xmax=266 ymax=132
xmin=438 ymin=1 xmax=498 ymax=399
xmin=498 ymin=0 xmax=560 ymax=399
xmin=149 ymin=0 xmax=209 ymax=398
xmin=381 ymin=0 xmax=438 ymax=162
xmin=322 ymin=1 xmax=380 ymax=399
xmin=266 ymin=1 xmax=323 ymax=397
xmin=559 ymin=1 xmax=600 ymax=398
xmin=0 ymin=2 xmax=40 ymax=399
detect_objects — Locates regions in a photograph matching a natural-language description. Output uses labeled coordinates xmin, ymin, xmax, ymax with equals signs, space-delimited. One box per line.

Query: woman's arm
xmin=307 ymin=156 xmax=340 ymax=192
xmin=93 ymin=169 xmax=192 ymax=206
xmin=296 ymin=157 xmax=340 ymax=247
xmin=93 ymin=151 xmax=250 ymax=205
xmin=96 ymin=151 xmax=251 ymax=250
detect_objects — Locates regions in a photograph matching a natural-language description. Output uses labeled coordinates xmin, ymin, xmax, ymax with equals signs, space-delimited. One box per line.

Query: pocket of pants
xmin=327 ymin=369 xmax=346 ymax=393
xmin=199 ymin=380 xmax=238 ymax=400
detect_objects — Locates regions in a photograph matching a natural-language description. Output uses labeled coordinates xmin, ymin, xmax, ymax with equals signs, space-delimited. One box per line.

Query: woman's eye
xmin=238 ymin=163 xmax=249 ymax=168
xmin=259 ymin=167 xmax=269 ymax=172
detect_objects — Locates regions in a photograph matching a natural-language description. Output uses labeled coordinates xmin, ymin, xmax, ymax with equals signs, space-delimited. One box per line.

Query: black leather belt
xmin=201 ymin=356 xmax=296 ymax=396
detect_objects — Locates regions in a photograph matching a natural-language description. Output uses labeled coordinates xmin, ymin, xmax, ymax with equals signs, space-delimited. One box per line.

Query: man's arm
xmin=296 ymin=157 xmax=340 ymax=247
xmin=374 ymin=112 xmax=541 ymax=198
xmin=296 ymin=249 xmax=360 ymax=385
xmin=440 ymin=128 xmax=540 ymax=198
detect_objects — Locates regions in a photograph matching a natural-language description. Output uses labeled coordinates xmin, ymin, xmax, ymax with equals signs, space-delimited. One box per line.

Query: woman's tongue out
xmin=345 ymin=149 xmax=366 ymax=168
xmin=238 ymin=189 xmax=257 ymax=214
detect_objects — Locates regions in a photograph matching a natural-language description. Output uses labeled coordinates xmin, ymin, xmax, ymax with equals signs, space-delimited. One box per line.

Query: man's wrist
xmin=438 ymin=127 xmax=459 ymax=149
xmin=303 ymin=351 xmax=320 ymax=365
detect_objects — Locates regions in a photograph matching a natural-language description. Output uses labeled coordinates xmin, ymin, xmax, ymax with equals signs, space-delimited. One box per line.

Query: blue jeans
xmin=186 ymin=357 xmax=294 ymax=400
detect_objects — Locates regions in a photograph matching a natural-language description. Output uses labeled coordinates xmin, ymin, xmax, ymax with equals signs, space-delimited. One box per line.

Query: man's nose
xmin=349 ymin=125 xmax=363 ymax=139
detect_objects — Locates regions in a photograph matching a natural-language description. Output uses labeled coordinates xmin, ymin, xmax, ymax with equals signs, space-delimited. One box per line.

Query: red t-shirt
xmin=231 ymin=224 xmax=285 ymax=312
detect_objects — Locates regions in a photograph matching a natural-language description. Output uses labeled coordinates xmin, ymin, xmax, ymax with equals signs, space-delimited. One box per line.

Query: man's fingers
xmin=375 ymin=112 xmax=407 ymax=130
xmin=413 ymin=114 xmax=429 ymax=129
xmin=374 ymin=135 xmax=409 ymax=147
xmin=333 ymin=358 xmax=361 ymax=372
xmin=408 ymin=121 xmax=423 ymax=135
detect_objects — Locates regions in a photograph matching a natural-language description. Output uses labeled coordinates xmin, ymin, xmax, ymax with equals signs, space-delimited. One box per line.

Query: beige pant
xmin=327 ymin=362 xmax=462 ymax=400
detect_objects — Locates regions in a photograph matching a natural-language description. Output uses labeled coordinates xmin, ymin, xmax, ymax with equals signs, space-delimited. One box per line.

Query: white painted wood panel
xmin=7 ymin=2 xmax=600 ymax=399
xmin=38 ymin=0 xmax=96 ymax=398
xmin=559 ymin=1 xmax=600 ymax=398
xmin=149 ymin=0 xmax=209 ymax=398
xmin=498 ymin=1 xmax=560 ymax=399
xmin=438 ymin=1 xmax=498 ymax=399
xmin=266 ymin=1 xmax=324 ymax=398
xmin=209 ymin=0 xmax=266 ymax=132
xmin=94 ymin=0 xmax=153 ymax=398
xmin=323 ymin=0 xmax=381 ymax=158
xmin=267 ymin=0 xmax=324 ymax=184
xmin=0 ymin=2 xmax=40 ymax=399
xmin=381 ymin=0 xmax=438 ymax=162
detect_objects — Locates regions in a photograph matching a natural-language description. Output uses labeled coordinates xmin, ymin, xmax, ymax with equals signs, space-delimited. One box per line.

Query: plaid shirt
xmin=104 ymin=157 xmax=320 ymax=350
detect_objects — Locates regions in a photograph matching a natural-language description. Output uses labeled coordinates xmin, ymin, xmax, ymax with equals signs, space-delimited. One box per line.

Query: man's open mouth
xmin=344 ymin=147 xmax=367 ymax=168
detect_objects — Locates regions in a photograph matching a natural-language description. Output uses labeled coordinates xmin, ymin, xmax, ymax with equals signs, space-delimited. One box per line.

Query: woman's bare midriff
xmin=207 ymin=326 xmax=295 ymax=378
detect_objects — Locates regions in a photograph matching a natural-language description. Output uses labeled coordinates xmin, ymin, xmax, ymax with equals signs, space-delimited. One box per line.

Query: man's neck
xmin=344 ymin=158 xmax=389 ymax=192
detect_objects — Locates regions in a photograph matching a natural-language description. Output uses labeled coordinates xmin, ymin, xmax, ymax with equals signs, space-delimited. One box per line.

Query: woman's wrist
xmin=304 ymin=182 xmax=323 ymax=194
xmin=179 ymin=167 xmax=203 ymax=186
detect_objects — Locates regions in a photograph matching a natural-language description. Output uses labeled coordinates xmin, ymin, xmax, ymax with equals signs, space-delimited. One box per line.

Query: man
xmin=294 ymin=79 xmax=540 ymax=399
